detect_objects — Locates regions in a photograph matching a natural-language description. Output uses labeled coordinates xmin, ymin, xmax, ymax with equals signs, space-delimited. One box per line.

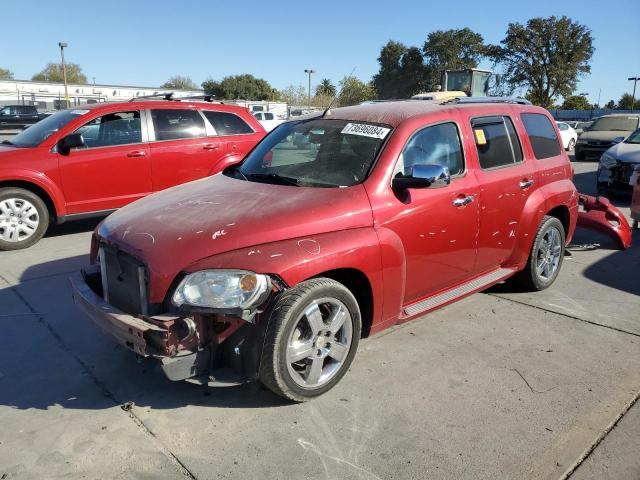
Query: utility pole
xmin=304 ymin=69 xmax=315 ymax=111
xmin=58 ymin=42 xmax=69 ymax=108
xmin=628 ymin=77 xmax=639 ymax=112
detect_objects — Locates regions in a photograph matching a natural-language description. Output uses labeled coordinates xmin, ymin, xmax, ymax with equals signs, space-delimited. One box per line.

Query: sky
xmin=2 ymin=0 xmax=638 ymax=105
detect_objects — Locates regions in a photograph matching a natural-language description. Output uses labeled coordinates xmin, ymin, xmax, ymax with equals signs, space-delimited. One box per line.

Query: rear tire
xmin=511 ymin=216 xmax=565 ymax=291
xmin=567 ymin=139 xmax=576 ymax=151
xmin=259 ymin=278 xmax=361 ymax=402
xmin=0 ymin=188 xmax=49 ymax=251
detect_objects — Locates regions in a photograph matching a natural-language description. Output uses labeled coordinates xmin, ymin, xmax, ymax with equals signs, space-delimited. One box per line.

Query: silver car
xmin=597 ymin=128 xmax=640 ymax=195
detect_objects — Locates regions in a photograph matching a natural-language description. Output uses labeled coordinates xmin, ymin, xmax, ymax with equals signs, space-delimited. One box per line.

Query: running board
xmin=403 ymin=268 xmax=515 ymax=317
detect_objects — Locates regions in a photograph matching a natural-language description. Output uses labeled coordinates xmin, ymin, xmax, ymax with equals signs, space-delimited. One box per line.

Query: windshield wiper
xmin=247 ymin=173 xmax=300 ymax=186
xmin=1 ymin=140 xmax=13 ymax=145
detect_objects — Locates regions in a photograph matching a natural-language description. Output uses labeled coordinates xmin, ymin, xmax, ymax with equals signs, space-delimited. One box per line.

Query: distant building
xmin=0 ymin=79 xmax=203 ymax=111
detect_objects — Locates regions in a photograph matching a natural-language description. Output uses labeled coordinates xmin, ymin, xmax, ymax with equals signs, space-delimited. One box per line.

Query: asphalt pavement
xmin=0 ymin=160 xmax=638 ymax=480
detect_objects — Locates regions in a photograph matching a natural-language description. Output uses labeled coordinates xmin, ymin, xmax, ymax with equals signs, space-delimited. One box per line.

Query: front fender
xmin=183 ymin=228 xmax=385 ymax=328
xmin=0 ymin=168 xmax=66 ymax=217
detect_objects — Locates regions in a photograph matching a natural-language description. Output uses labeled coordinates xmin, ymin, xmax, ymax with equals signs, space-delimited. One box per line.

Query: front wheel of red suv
xmin=512 ymin=216 xmax=566 ymax=291
xmin=259 ymin=278 xmax=361 ymax=402
xmin=0 ymin=187 xmax=50 ymax=251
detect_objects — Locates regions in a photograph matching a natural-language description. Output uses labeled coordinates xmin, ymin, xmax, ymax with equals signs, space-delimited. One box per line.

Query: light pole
xmin=304 ymin=69 xmax=315 ymax=110
xmin=628 ymin=77 xmax=639 ymax=112
xmin=58 ymin=42 xmax=69 ymax=108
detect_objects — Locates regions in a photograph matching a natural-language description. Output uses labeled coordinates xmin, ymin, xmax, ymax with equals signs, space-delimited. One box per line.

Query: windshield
xmin=234 ymin=118 xmax=391 ymax=187
xmin=9 ymin=109 xmax=90 ymax=147
xmin=624 ymin=129 xmax=640 ymax=144
xmin=589 ymin=116 xmax=639 ymax=132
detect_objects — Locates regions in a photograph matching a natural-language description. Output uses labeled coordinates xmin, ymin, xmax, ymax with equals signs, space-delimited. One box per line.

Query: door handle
xmin=203 ymin=144 xmax=220 ymax=150
xmin=519 ymin=179 xmax=534 ymax=189
xmin=452 ymin=195 xmax=474 ymax=207
xmin=127 ymin=150 xmax=147 ymax=157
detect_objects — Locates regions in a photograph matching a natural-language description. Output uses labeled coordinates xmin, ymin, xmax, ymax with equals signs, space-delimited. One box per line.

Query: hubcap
xmin=536 ymin=226 xmax=562 ymax=281
xmin=286 ymin=297 xmax=353 ymax=388
xmin=0 ymin=198 xmax=39 ymax=243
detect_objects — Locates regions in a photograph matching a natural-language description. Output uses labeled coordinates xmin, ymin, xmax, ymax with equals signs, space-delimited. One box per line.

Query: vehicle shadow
xmin=1 ymin=255 xmax=290 ymax=411
xmin=44 ymin=216 xmax=104 ymax=238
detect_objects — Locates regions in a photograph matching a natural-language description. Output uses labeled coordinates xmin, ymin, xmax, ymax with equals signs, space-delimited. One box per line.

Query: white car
xmin=253 ymin=112 xmax=284 ymax=132
xmin=556 ymin=121 xmax=578 ymax=151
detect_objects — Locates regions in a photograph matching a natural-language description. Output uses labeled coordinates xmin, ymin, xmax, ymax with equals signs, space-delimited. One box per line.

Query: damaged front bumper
xmin=577 ymin=194 xmax=632 ymax=249
xmin=70 ymin=267 xmax=271 ymax=386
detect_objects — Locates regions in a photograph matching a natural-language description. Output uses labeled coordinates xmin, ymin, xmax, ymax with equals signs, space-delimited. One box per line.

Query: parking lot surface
xmin=0 ymin=161 xmax=638 ymax=480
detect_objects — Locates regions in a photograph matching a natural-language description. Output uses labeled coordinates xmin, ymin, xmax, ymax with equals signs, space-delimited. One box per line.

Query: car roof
xmin=59 ymin=100 xmax=251 ymax=115
xmin=323 ymin=100 xmax=548 ymax=128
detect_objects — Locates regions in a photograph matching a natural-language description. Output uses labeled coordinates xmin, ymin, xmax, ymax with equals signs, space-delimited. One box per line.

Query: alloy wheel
xmin=286 ymin=297 xmax=353 ymax=388
xmin=536 ymin=226 xmax=562 ymax=281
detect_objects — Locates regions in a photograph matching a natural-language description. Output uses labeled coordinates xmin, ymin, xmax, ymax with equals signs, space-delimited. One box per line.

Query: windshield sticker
xmin=341 ymin=123 xmax=390 ymax=139
xmin=70 ymin=109 xmax=90 ymax=115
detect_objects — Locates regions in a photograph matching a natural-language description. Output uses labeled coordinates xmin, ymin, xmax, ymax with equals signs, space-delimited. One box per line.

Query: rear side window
xmin=203 ymin=111 xmax=254 ymax=135
xmin=397 ymin=122 xmax=464 ymax=176
xmin=150 ymin=109 xmax=206 ymax=141
xmin=521 ymin=114 xmax=561 ymax=159
xmin=471 ymin=116 xmax=523 ymax=169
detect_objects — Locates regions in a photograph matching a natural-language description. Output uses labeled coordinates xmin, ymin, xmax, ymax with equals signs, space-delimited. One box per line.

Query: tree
xmin=0 ymin=68 xmax=14 ymax=80
xmin=32 ymin=62 xmax=87 ymax=84
xmin=398 ymin=47 xmax=429 ymax=97
xmin=372 ymin=40 xmax=408 ymax=99
xmin=489 ymin=16 xmax=594 ymax=108
xmin=161 ymin=75 xmax=198 ymax=90
xmin=202 ymin=74 xmax=277 ymax=100
xmin=562 ymin=95 xmax=591 ymax=110
xmin=423 ymin=28 xmax=486 ymax=90
xmin=315 ymin=78 xmax=336 ymax=97
xmin=338 ymin=76 xmax=375 ymax=106
xmin=278 ymin=84 xmax=307 ymax=105
xmin=618 ymin=93 xmax=640 ymax=110
xmin=604 ymin=100 xmax=616 ymax=109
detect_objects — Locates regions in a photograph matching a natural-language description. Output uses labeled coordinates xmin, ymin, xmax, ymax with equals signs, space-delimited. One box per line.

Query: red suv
xmin=72 ymin=99 xmax=578 ymax=401
xmin=0 ymin=99 xmax=265 ymax=250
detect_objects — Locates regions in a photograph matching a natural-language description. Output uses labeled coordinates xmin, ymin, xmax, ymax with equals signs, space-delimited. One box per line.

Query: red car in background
xmin=0 ymin=99 xmax=265 ymax=250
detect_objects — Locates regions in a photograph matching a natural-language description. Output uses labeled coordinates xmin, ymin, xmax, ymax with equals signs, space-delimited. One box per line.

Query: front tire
xmin=259 ymin=278 xmax=361 ymax=402
xmin=512 ymin=216 xmax=565 ymax=291
xmin=0 ymin=188 xmax=49 ymax=251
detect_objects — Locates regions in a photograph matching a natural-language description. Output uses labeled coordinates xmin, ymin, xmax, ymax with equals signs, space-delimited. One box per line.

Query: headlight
xmin=172 ymin=270 xmax=271 ymax=309
xmin=599 ymin=154 xmax=617 ymax=168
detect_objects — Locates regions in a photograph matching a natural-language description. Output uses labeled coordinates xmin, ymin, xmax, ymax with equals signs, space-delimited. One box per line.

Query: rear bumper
xmin=577 ymin=194 xmax=632 ymax=249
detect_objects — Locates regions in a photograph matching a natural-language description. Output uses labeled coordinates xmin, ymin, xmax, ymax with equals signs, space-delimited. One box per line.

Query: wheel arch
xmin=311 ymin=268 xmax=375 ymax=338
xmin=0 ymin=179 xmax=60 ymax=221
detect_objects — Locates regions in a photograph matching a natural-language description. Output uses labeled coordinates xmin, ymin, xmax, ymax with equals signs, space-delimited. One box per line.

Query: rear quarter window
xmin=471 ymin=116 xmax=523 ymax=169
xmin=521 ymin=113 xmax=561 ymax=159
xmin=203 ymin=111 xmax=254 ymax=135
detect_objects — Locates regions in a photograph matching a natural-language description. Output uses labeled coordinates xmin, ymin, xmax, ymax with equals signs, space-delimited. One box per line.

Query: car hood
xmin=579 ymin=130 xmax=634 ymax=142
xmin=606 ymin=142 xmax=640 ymax=164
xmin=97 ymin=173 xmax=374 ymax=290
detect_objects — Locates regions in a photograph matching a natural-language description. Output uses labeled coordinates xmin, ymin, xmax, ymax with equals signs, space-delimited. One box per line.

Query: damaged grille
xmin=99 ymin=245 xmax=149 ymax=316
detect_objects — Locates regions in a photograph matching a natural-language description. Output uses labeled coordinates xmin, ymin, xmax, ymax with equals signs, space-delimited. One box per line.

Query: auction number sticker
xmin=341 ymin=123 xmax=390 ymax=139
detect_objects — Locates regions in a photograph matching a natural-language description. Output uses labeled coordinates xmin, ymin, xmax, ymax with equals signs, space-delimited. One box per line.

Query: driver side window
xmin=395 ymin=122 xmax=464 ymax=177
xmin=74 ymin=111 xmax=142 ymax=149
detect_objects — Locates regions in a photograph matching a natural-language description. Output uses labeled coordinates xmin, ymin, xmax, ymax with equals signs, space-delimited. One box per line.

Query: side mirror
xmin=392 ymin=164 xmax=451 ymax=191
xmin=57 ymin=133 xmax=85 ymax=154
xmin=612 ymin=136 xmax=625 ymax=145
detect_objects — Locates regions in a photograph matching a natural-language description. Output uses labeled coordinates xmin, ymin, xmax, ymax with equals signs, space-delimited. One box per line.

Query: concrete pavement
xmin=0 ymin=161 xmax=638 ymax=480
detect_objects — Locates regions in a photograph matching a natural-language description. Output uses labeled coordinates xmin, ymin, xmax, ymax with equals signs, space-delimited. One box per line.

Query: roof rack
xmin=445 ymin=96 xmax=532 ymax=105
xmin=129 ymin=92 xmax=219 ymax=102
